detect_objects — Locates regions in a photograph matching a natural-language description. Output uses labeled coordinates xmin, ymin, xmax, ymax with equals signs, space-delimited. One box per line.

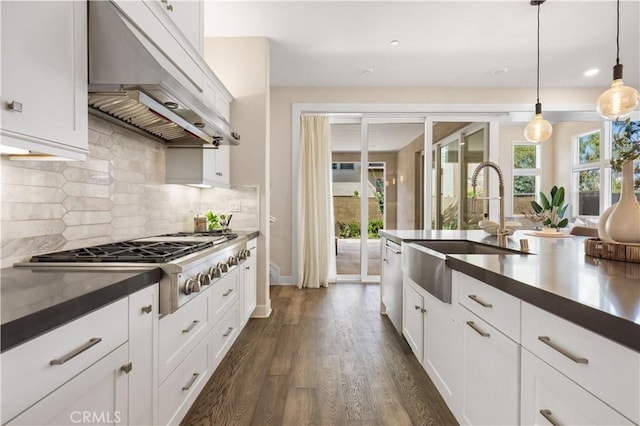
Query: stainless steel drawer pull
xmin=420 ymin=308 xmax=427 ymax=313
xmin=8 ymin=101 xmax=23 ymax=113
xmin=538 ymin=336 xmax=588 ymax=364
xmin=385 ymin=246 xmax=401 ymax=255
xmin=466 ymin=321 xmax=490 ymax=338
xmin=539 ymin=409 xmax=561 ymax=426
xmin=223 ymin=289 xmax=234 ymax=297
xmin=141 ymin=305 xmax=152 ymax=314
xmin=468 ymin=294 xmax=493 ymax=308
xmin=182 ymin=320 xmax=199 ymax=333
xmin=50 ymin=337 xmax=102 ymax=365
xmin=120 ymin=362 xmax=133 ymax=374
xmin=223 ymin=327 xmax=234 ymax=337
xmin=414 ymin=305 xmax=421 ymax=310
xmin=182 ymin=373 xmax=200 ymax=391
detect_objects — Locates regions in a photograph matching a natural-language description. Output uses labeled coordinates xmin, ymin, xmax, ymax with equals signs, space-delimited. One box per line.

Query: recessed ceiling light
xmin=389 ymin=40 xmax=400 ymax=46
xmin=491 ymin=67 xmax=509 ymax=75
xmin=361 ymin=68 xmax=374 ymax=76
xmin=583 ymin=68 xmax=600 ymax=77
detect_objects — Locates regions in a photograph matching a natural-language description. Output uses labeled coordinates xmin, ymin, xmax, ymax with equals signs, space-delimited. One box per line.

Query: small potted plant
xmin=528 ymin=186 xmax=569 ymax=230
xmin=205 ymin=211 xmax=227 ymax=231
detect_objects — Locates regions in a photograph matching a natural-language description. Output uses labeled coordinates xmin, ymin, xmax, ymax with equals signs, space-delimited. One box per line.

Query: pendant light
xmin=596 ymin=0 xmax=639 ymax=120
xmin=524 ymin=0 xmax=552 ymax=143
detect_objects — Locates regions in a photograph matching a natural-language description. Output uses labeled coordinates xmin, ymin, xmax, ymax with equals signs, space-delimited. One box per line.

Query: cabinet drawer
xmin=1 ymin=298 xmax=128 ymax=424
xmin=7 ymin=343 xmax=129 ymax=426
xmin=211 ymin=301 xmax=239 ymax=369
xmin=521 ymin=349 xmax=633 ymax=425
xmin=159 ymin=332 xmax=212 ymax=426
xmin=159 ymin=291 xmax=211 ymax=384
xmin=211 ymin=268 xmax=239 ymax=325
xmin=456 ymin=272 xmax=520 ymax=342
xmin=522 ymin=302 xmax=639 ymax=424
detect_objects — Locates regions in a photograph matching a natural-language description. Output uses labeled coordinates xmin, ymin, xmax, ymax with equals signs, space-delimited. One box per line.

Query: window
xmin=573 ymin=130 xmax=602 ymax=216
xmin=610 ymin=120 xmax=640 ymax=204
xmin=512 ymin=142 xmax=540 ymax=215
xmin=572 ymin=121 xmax=640 ymax=217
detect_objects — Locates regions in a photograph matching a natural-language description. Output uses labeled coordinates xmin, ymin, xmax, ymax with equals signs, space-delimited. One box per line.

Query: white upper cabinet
xmin=153 ymin=0 xmax=204 ymax=54
xmin=0 ymin=1 xmax=88 ymax=160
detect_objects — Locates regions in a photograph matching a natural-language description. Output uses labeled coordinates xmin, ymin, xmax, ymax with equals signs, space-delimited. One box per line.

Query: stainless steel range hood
xmin=88 ymin=1 xmax=239 ymax=146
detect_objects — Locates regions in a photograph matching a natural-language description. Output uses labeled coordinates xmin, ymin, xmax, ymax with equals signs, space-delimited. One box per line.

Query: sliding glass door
xmin=331 ymin=117 xmax=425 ymax=282
xmin=433 ymin=122 xmax=488 ymax=230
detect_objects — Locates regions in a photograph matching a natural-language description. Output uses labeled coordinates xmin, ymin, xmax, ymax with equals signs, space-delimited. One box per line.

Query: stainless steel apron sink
xmin=403 ymin=240 xmax=526 ymax=303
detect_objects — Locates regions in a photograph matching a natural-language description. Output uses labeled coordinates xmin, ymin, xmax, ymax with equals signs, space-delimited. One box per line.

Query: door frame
xmin=289 ymin=102 xmax=591 ymax=285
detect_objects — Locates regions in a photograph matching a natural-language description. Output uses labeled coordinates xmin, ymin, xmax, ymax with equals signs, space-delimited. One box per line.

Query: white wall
xmin=271 ymin=86 xmax=603 ymax=279
xmin=204 ymin=37 xmax=272 ymax=317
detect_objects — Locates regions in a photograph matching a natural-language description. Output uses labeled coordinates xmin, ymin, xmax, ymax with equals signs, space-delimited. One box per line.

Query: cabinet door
xmin=0 ymin=1 xmax=88 ymax=159
xmin=459 ymin=308 xmax=520 ymax=426
xmin=521 ymin=349 xmax=633 ymax=425
xmin=424 ymin=291 xmax=462 ymax=415
xmin=402 ymin=280 xmax=425 ymax=362
xmin=8 ymin=344 xmax=129 ymax=426
xmin=128 ymin=284 xmax=159 ymax=426
xmin=156 ymin=0 xmax=203 ymax=54
xmin=382 ymin=240 xmax=402 ymax=333
xmin=214 ymin=145 xmax=230 ymax=185
xmin=242 ymin=246 xmax=257 ymax=324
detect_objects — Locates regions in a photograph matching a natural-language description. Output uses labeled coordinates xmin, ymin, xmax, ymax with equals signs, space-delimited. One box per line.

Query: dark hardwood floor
xmin=182 ymin=283 xmax=457 ymax=426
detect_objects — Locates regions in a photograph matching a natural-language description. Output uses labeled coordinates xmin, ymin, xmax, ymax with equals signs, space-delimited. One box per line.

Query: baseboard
xmin=275 ymin=275 xmax=297 ymax=285
xmin=251 ymin=301 xmax=272 ymax=318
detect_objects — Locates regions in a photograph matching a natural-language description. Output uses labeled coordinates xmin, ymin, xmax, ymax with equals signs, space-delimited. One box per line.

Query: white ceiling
xmin=204 ymin=1 xmax=640 ymax=89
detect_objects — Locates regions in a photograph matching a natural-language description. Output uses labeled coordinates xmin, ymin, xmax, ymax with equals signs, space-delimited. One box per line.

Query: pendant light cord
xmin=616 ymin=0 xmax=620 ymax=65
xmin=536 ymin=3 xmax=541 ymax=104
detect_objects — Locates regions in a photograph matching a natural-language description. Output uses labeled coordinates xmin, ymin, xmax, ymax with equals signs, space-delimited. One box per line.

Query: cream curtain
xmin=297 ymin=114 xmax=336 ymax=288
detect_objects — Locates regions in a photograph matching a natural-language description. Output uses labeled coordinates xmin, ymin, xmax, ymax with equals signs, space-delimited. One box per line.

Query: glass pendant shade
xmin=596 ymin=78 xmax=640 ymax=120
xmin=524 ymin=112 xmax=553 ymax=143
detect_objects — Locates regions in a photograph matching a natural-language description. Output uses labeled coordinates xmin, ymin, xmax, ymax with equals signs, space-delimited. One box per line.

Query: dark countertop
xmin=238 ymin=230 xmax=259 ymax=240
xmin=380 ymin=229 xmax=640 ymax=352
xmin=0 ymin=230 xmax=259 ymax=353
xmin=1 ymin=267 xmax=162 ymax=353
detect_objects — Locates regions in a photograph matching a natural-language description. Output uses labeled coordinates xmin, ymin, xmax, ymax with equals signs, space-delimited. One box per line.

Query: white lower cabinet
xmin=211 ymin=301 xmax=240 ymax=370
xmin=128 ymin=284 xmax=159 ymax=426
xmin=158 ymin=330 xmax=212 ymax=425
xmin=521 ymin=349 xmax=633 ymax=425
xmin=458 ymin=307 xmax=520 ymax=425
xmin=158 ymin=290 xmax=211 ymax=384
xmin=402 ymin=278 xmax=425 ymax=361
xmin=521 ymin=302 xmax=639 ymax=424
xmin=423 ymin=290 xmax=462 ymax=414
xmin=8 ymin=344 xmax=129 ymax=426
xmin=241 ymin=240 xmax=258 ymax=326
xmin=402 ymin=277 xmax=462 ymax=416
xmin=1 ymin=298 xmax=129 ymax=424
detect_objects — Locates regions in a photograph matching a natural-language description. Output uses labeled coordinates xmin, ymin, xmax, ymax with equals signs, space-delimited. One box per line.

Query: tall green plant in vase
xmin=529 ymin=186 xmax=569 ymax=229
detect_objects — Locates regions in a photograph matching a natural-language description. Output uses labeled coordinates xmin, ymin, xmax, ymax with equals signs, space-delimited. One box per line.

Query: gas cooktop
xmin=29 ymin=240 xmax=216 ymax=263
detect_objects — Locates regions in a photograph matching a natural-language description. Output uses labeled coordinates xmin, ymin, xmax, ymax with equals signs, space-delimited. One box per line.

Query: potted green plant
xmin=205 ymin=211 xmax=227 ymax=231
xmin=529 ymin=186 xmax=569 ymax=229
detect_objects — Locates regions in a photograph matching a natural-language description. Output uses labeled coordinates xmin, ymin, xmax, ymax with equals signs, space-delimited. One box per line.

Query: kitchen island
xmin=380 ymin=229 xmax=639 ymax=426
xmin=380 ymin=229 xmax=640 ymax=351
